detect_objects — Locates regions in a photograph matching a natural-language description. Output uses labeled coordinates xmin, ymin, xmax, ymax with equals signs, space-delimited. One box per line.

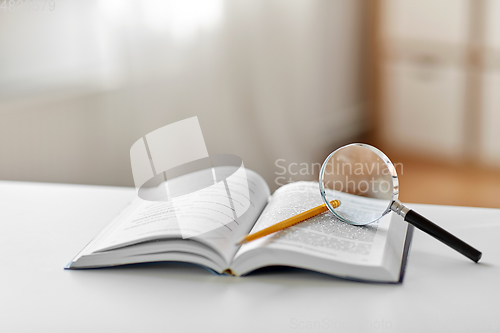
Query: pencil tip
xmin=236 ymin=236 xmax=248 ymax=246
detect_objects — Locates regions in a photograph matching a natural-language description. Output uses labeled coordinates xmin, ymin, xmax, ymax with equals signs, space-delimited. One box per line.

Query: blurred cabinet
xmin=380 ymin=0 xmax=470 ymax=159
xmin=378 ymin=0 xmax=500 ymax=165
xmin=481 ymin=0 xmax=500 ymax=165
xmin=383 ymin=0 xmax=470 ymax=44
xmin=383 ymin=61 xmax=467 ymax=159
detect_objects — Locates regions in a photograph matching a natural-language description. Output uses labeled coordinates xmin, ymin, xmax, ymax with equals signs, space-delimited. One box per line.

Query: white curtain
xmin=0 ymin=0 xmax=367 ymax=190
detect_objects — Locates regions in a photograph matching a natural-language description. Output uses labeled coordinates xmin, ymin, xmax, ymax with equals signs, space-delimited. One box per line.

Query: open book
xmin=66 ymin=168 xmax=413 ymax=283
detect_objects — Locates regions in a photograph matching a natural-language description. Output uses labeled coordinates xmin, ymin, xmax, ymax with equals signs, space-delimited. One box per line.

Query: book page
xmin=234 ymin=182 xmax=393 ymax=266
xmin=89 ymin=168 xmax=270 ymax=264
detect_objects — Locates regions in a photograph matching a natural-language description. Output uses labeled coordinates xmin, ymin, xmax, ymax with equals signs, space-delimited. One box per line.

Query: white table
xmin=1 ymin=181 xmax=498 ymax=333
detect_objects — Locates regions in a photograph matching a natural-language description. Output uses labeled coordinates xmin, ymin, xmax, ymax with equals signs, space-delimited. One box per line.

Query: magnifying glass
xmin=319 ymin=143 xmax=482 ymax=263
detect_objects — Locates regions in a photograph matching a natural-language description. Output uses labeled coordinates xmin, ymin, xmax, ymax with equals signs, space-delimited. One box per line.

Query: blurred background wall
xmin=0 ymin=0 xmax=367 ymax=192
xmin=1 ymin=0 xmax=500 ymax=207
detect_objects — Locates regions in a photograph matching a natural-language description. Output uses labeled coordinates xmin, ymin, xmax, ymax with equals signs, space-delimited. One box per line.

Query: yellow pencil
xmin=237 ymin=200 xmax=341 ymax=245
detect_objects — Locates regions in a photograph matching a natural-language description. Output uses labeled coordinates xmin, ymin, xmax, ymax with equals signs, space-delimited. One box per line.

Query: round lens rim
xmin=318 ymin=143 xmax=399 ymax=225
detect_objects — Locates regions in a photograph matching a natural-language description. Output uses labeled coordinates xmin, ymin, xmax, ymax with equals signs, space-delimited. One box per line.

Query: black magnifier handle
xmin=392 ymin=202 xmax=482 ymax=263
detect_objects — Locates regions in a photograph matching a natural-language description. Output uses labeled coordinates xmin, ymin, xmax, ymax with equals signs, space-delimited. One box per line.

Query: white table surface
xmin=1 ymin=180 xmax=498 ymax=333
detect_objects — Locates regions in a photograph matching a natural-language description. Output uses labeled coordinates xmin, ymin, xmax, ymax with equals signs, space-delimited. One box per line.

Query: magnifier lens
xmin=320 ymin=145 xmax=396 ymax=225
xmin=319 ymin=144 xmax=481 ymax=263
